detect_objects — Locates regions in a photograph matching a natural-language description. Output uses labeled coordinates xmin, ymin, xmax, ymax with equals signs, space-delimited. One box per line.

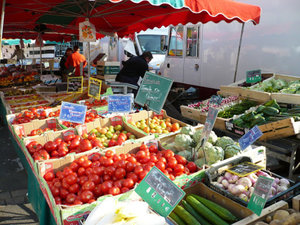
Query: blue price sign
xmin=108 ymin=94 xmax=133 ymax=113
xmin=239 ymin=125 xmax=263 ymax=150
xmin=59 ymin=102 xmax=87 ymax=124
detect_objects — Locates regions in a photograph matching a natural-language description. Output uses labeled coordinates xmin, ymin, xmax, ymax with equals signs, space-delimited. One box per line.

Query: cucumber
xmin=181 ymin=200 xmax=211 ymax=225
xmin=173 ymin=205 xmax=201 ymax=225
xmin=255 ymin=105 xmax=265 ymax=113
xmin=169 ymin=212 xmax=186 ymax=225
xmin=262 ymin=106 xmax=280 ymax=116
xmin=186 ymin=195 xmax=229 ymax=225
xmin=190 ymin=194 xmax=238 ymax=223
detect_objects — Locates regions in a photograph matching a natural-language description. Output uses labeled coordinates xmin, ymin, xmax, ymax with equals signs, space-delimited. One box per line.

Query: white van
xmin=160 ymin=0 xmax=300 ymax=90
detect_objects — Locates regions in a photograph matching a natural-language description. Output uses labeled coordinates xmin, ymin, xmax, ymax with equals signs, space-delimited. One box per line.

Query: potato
xmin=265 ymin=215 xmax=273 ymax=223
xmin=273 ymin=210 xmax=289 ymax=220
xmin=269 ymin=219 xmax=282 ymax=225
xmin=255 ymin=222 xmax=268 ymax=225
xmin=286 ymin=208 xmax=297 ymax=214
xmin=282 ymin=213 xmax=300 ymax=225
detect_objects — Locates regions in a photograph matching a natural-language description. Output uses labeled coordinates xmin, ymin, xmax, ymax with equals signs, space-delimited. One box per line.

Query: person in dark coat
xmin=116 ymin=51 xmax=153 ymax=87
xmin=59 ymin=48 xmax=73 ymax=82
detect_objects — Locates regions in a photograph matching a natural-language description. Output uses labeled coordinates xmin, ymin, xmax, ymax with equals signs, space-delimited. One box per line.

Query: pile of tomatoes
xmin=20 ymin=127 xmax=59 ymax=138
xmin=26 ymin=134 xmax=103 ymax=161
xmin=44 ymin=144 xmax=198 ymax=206
xmin=84 ymin=99 xmax=108 ymax=109
xmin=12 ymin=107 xmax=60 ymax=124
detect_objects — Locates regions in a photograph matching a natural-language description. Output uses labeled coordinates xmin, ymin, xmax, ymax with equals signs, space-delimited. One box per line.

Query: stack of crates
xmin=96 ymin=61 xmax=120 ymax=82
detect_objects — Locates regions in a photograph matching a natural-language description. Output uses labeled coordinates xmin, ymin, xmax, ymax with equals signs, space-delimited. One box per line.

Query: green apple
xmin=122 ymin=130 xmax=128 ymax=134
xmin=109 ymin=126 xmax=115 ymax=133
xmin=129 ymin=135 xmax=136 ymax=139
xmin=106 ymin=131 xmax=113 ymax=139
xmin=90 ymin=128 xmax=98 ymax=134
xmin=160 ymin=122 xmax=166 ymax=129
xmin=100 ymin=134 xmax=106 ymax=138
xmin=103 ymin=142 xmax=108 ymax=147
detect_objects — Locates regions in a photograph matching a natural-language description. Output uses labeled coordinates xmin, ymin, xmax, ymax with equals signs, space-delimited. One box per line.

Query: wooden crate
xmin=239 ymin=88 xmax=272 ymax=103
xmin=226 ymin=117 xmax=300 ymax=141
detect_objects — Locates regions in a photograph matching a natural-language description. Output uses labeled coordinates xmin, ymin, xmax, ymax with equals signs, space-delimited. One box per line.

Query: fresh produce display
xmin=5 ymin=94 xmax=46 ymax=105
xmin=0 ymin=66 xmax=38 ymax=87
xmin=84 ymin=198 xmax=165 ymax=225
xmin=4 ymin=88 xmax=36 ymax=96
xmin=83 ymin=99 xmax=108 ymax=109
xmin=83 ymin=125 xmax=137 ymax=148
xmin=26 ymin=132 xmax=103 ymax=160
xmin=44 ymin=144 xmax=199 ymax=205
xmin=212 ymin=170 xmax=291 ymax=202
xmin=129 ymin=116 xmax=181 ymax=134
xmin=253 ymin=207 xmax=300 ymax=225
xmin=171 ymin=193 xmax=238 ymax=225
xmin=162 ymin=126 xmax=241 ymax=166
xmin=187 ymin=96 xmax=239 ymax=112
xmin=232 ymin=99 xmax=300 ymax=128
xmin=19 ymin=127 xmax=59 ymax=138
xmin=250 ymin=77 xmax=300 ymax=94
xmin=217 ymin=99 xmax=258 ymax=118
xmin=11 ymin=107 xmax=60 ymax=124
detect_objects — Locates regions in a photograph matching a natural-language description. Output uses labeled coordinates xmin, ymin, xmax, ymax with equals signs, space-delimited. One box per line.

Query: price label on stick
xmin=135 ymin=166 xmax=185 ymax=217
xmin=239 ymin=125 xmax=263 ymax=150
xmin=194 ymin=107 xmax=219 ymax=161
xmin=59 ymin=102 xmax=87 ymax=124
xmin=67 ymin=76 xmax=83 ymax=93
xmin=248 ymin=176 xmax=274 ymax=216
xmin=209 ymin=95 xmax=222 ymax=105
xmin=246 ymin=69 xmax=262 ymax=83
xmin=88 ymin=77 xmax=102 ymax=99
xmin=108 ymin=94 xmax=133 ymax=113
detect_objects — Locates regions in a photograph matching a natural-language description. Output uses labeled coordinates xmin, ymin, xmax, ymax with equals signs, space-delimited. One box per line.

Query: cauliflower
xmin=193 ymin=129 xmax=218 ymax=144
xmin=180 ymin=126 xmax=196 ymax=137
xmin=174 ymin=134 xmax=194 ymax=151
xmin=224 ymin=144 xmax=241 ymax=159
xmin=215 ymin=136 xmax=235 ymax=150
xmin=204 ymin=146 xmax=224 ymax=165
xmin=177 ymin=150 xmax=192 ymax=161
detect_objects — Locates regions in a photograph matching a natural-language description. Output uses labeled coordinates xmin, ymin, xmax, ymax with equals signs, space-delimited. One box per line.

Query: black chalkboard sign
xmin=67 ymin=76 xmax=83 ymax=93
xmin=227 ymin=162 xmax=263 ymax=177
xmin=88 ymin=77 xmax=102 ymax=99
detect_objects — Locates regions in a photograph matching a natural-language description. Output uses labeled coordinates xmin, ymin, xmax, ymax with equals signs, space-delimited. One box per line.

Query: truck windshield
xmin=137 ymin=34 xmax=167 ymax=54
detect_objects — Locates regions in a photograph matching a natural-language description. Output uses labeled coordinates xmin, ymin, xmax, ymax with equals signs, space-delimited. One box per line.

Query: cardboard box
xmin=13 ymin=118 xmax=62 ymax=138
xmin=123 ymin=110 xmax=188 ymax=136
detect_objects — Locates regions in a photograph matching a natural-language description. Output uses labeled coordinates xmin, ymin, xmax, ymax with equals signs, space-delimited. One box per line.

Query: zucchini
xmin=173 ymin=205 xmax=201 ymax=225
xmin=169 ymin=212 xmax=186 ymax=225
xmin=181 ymin=200 xmax=211 ymax=225
xmin=186 ymin=196 xmax=229 ymax=225
xmin=190 ymin=194 xmax=238 ymax=223
xmin=262 ymin=106 xmax=279 ymax=116
xmin=255 ymin=105 xmax=265 ymax=113
xmin=264 ymin=99 xmax=280 ymax=109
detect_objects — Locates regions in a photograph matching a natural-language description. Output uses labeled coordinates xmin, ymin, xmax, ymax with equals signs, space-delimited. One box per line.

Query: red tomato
xmin=44 ymin=141 xmax=56 ymax=152
xmin=64 ymin=134 xmax=75 ymax=142
xmin=104 ymin=166 xmax=116 ymax=176
xmin=44 ymin=171 xmax=55 ymax=181
xmin=69 ymin=183 xmax=80 ymax=194
xmin=108 ymin=187 xmax=120 ymax=196
xmin=103 ymin=158 xmax=114 ymax=167
xmin=127 ymin=172 xmax=139 ymax=183
xmin=122 ymin=178 xmax=134 ymax=189
xmin=69 ymin=138 xmax=80 ymax=150
xmin=80 ymin=191 xmax=94 ymax=203
xmin=54 ymin=138 xmax=63 ymax=146
xmin=82 ymin=160 xmax=92 ymax=168
xmin=108 ymin=139 xmax=117 ymax=147
xmin=186 ymin=162 xmax=197 ymax=173
xmin=139 ymin=144 xmax=148 ymax=151
xmin=79 ymin=139 xmax=93 ymax=152
xmin=126 ymin=156 xmax=137 ymax=164
xmin=93 ymin=166 xmax=104 ymax=176
xmin=60 ymin=188 xmax=69 ymax=199
xmin=115 ymin=160 xmax=126 ymax=169
xmin=175 ymin=155 xmax=187 ymax=165
xmin=91 ymin=139 xmax=104 ymax=149
xmin=101 ymin=181 xmax=113 ymax=194
xmin=114 ymin=168 xmax=126 ymax=179
xmin=112 ymin=154 xmax=121 ymax=162
xmin=94 ymin=184 xmax=102 ymax=197
xmin=121 ymin=187 xmax=130 ymax=193
xmin=155 ymin=161 xmax=166 ymax=171
xmin=77 ymin=156 xmax=89 ymax=166
xmin=139 ymin=170 xmax=148 ymax=180
xmin=77 ymin=167 xmax=86 ymax=176
xmin=134 ymin=165 xmax=143 ymax=175
xmin=149 ymin=145 xmax=158 ymax=153
xmin=69 ymin=162 xmax=79 ymax=172
xmin=174 ymin=164 xmax=185 ymax=175
xmin=125 ymin=162 xmax=135 ymax=172
xmin=164 ymin=149 xmax=174 ymax=158
xmin=79 ymin=176 xmax=89 ymax=186
xmin=136 ymin=150 xmax=147 ymax=160
xmin=114 ymin=180 xmax=123 ymax=189
xmin=82 ymin=181 xmax=95 ymax=191
xmin=105 ymin=150 xmax=114 ymax=158
xmin=167 ymin=157 xmax=177 ymax=169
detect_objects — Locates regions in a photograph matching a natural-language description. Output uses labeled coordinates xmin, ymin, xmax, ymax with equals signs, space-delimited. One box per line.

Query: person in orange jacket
xmin=65 ymin=46 xmax=87 ymax=76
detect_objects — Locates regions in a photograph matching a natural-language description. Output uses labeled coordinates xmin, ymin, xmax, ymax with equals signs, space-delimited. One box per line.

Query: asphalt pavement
xmin=0 ymin=126 xmax=39 ymax=225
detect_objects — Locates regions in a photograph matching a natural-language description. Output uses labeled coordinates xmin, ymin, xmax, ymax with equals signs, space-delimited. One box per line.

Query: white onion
xmin=217 ymin=176 xmax=224 ymax=184
xmin=224 ymin=172 xmax=233 ymax=180
xmin=277 ymin=185 xmax=288 ymax=193
xmin=222 ymin=179 xmax=229 ymax=188
xmin=239 ymin=193 xmax=248 ymax=202
xmin=230 ymin=184 xmax=245 ymax=196
xmin=228 ymin=175 xmax=239 ymax=184
xmin=279 ymin=178 xmax=290 ymax=187
xmin=237 ymin=177 xmax=252 ymax=188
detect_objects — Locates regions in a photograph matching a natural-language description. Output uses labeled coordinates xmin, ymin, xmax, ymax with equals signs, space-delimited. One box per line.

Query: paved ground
xmin=0 ymin=126 xmax=39 ymax=225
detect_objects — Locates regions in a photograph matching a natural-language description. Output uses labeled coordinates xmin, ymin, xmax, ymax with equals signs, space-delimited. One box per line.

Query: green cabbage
xmin=193 ymin=129 xmax=218 ymax=145
xmin=204 ymin=146 xmax=224 ymax=165
xmin=224 ymin=144 xmax=241 ymax=159
xmin=174 ymin=134 xmax=194 ymax=151
xmin=198 ymin=142 xmax=213 ymax=158
xmin=180 ymin=126 xmax=196 ymax=137
xmin=215 ymin=136 xmax=235 ymax=149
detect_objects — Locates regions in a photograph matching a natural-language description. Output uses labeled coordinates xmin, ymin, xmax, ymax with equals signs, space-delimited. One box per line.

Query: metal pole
xmin=233 ymin=23 xmax=245 ymax=83
xmin=40 ymin=34 xmax=42 ymax=76
xmin=88 ymin=41 xmax=91 ymax=78
xmin=0 ymin=0 xmax=6 ymax=59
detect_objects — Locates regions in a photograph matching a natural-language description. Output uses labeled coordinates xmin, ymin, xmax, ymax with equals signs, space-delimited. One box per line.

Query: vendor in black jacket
xmin=116 ymin=51 xmax=153 ymax=87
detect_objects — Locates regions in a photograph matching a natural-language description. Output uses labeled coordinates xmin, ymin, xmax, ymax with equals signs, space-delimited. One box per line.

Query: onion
xmin=272 ymin=182 xmax=278 ymax=189
xmin=274 ymin=178 xmax=280 ymax=184
xmin=228 ymin=184 xmax=235 ymax=191
xmin=277 ymin=185 xmax=288 ymax=193
xmin=222 ymin=179 xmax=229 ymax=188
xmin=279 ymin=178 xmax=290 ymax=187
xmin=271 ymin=187 xmax=276 ymax=195
xmin=217 ymin=176 xmax=224 ymax=184
xmin=237 ymin=177 xmax=252 ymax=188
xmin=224 ymin=172 xmax=233 ymax=180
xmin=229 ymin=184 xmax=245 ymax=196
xmin=239 ymin=193 xmax=248 ymax=202
xmin=247 ymin=173 xmax=258 ymax=186
xmin=249 ymin=187 xmax=255 ymax=196
xmin=228 ymin=175 xmax=239 ymax=184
